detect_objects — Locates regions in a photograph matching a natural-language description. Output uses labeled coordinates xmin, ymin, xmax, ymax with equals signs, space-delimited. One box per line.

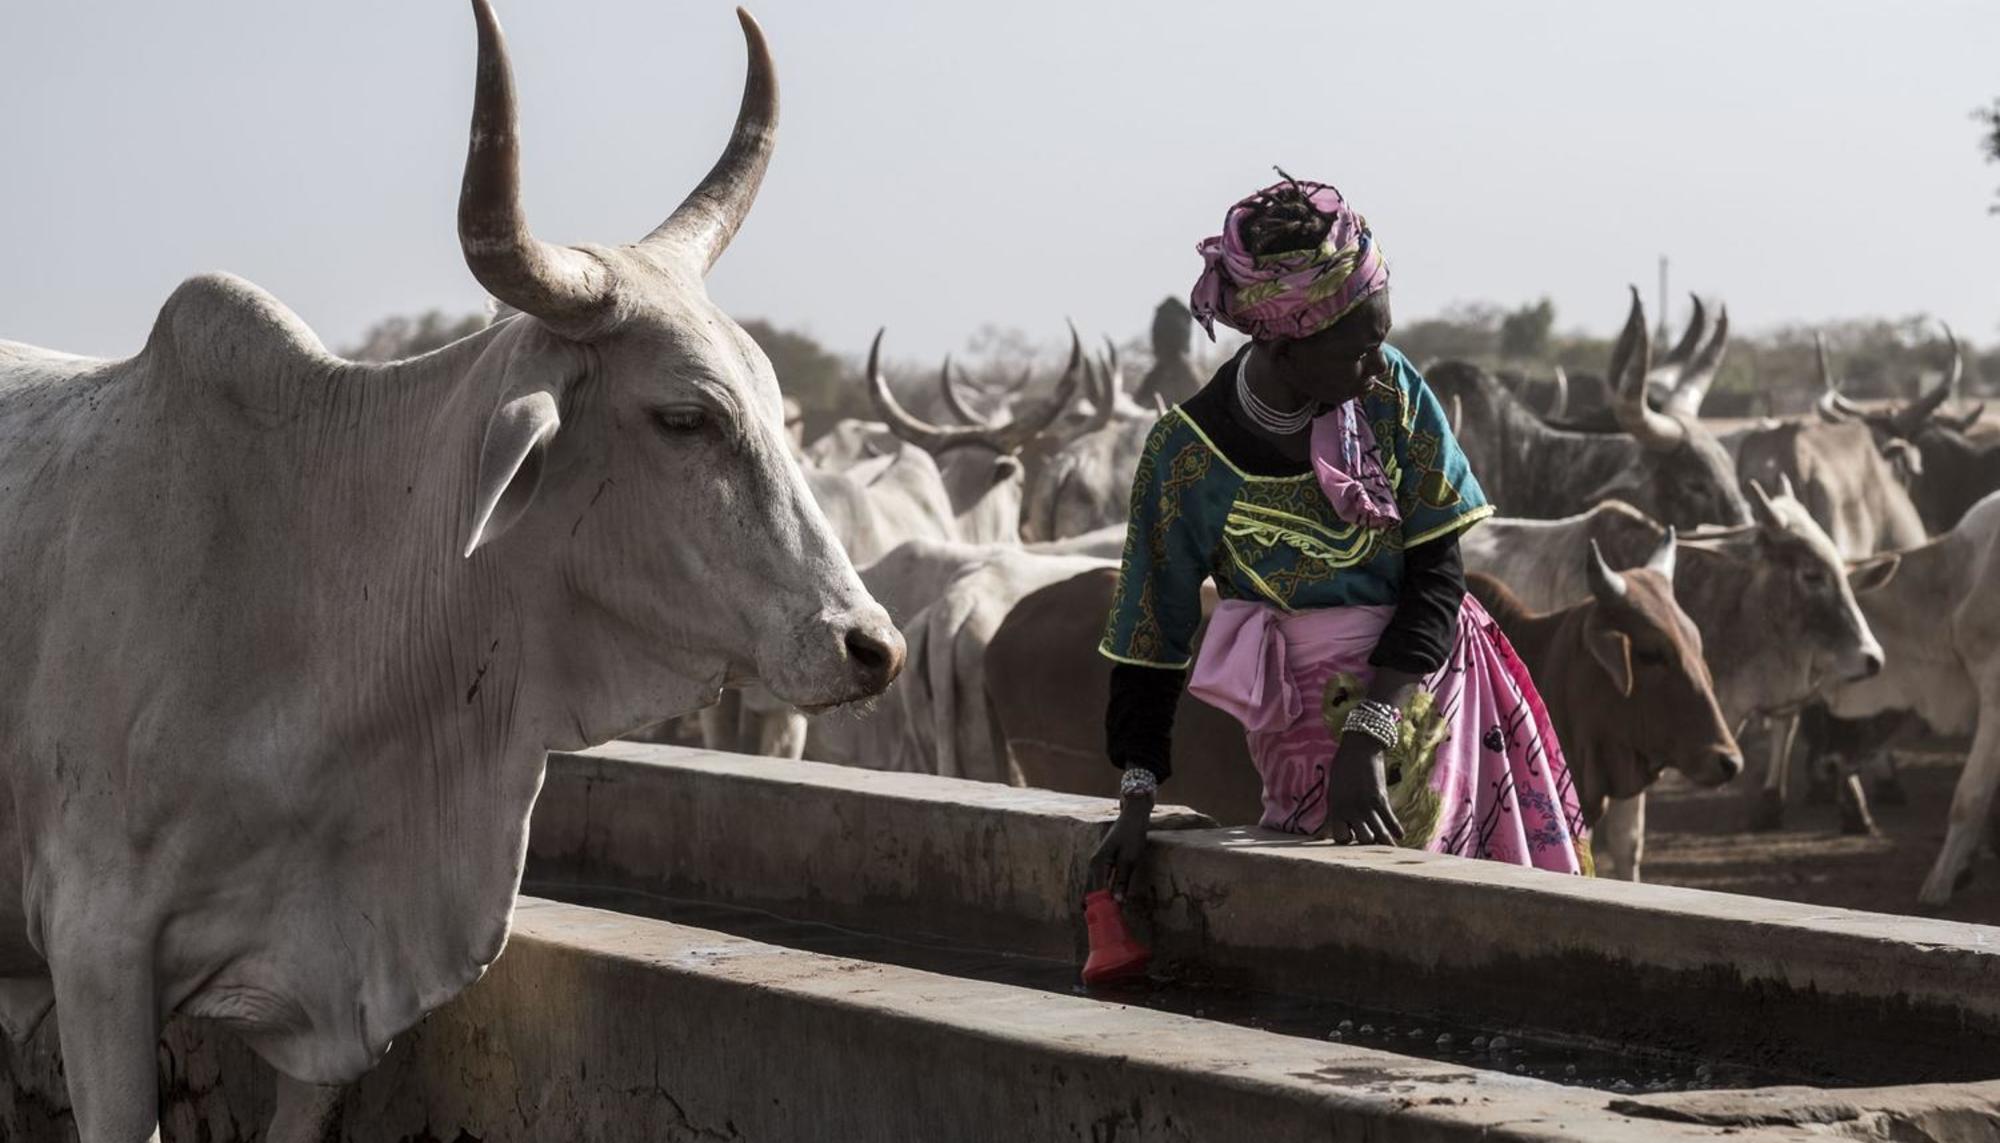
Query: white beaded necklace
xmin=1235 ymin=349 xmax=1314 ymax=436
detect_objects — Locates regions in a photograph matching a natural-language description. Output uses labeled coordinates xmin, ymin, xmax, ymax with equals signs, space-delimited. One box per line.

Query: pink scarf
xmin=1189 ymin=177 xmax=1389 ymax=343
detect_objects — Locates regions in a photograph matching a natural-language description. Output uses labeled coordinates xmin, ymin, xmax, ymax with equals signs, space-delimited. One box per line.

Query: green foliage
xmin=1979 ymin=98 xmax=2000 ymax=213
xmin=738 ymin=319 xmax=854 ymax=441
xmin=1498 ymin=298 xmax=1556 ymax=360
xmin=343 ymin=309 xmax=489 ymax=362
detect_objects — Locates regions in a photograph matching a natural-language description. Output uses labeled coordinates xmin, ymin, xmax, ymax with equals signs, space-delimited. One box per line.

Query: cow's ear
xmin=1847 ymin=553 xmax=1901 ymax=595
xmin=465 ymin=388 xmax=561 ymax=557
xmin=1586 ymin=622 xmax=1635 ymax=698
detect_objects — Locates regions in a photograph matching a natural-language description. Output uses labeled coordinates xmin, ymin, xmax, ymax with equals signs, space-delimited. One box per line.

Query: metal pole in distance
xmin=1656 ymin=255 xmax=1670 ymax=350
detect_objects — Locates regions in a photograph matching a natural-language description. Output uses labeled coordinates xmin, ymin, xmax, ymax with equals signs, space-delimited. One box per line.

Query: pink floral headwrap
xmin=1189 ymin=177 xmax=1389 ymax=343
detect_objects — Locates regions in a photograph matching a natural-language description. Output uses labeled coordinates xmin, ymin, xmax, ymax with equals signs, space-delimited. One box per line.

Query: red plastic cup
xmin=1081 ymin=888 xmax=1151 ymax=986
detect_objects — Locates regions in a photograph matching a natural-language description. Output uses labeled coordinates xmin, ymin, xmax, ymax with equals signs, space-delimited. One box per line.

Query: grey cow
xmin=0 ymin=6 xmax=901 ymax=1140
xmin=1429 ymin=289 xmax=1752 ymax=532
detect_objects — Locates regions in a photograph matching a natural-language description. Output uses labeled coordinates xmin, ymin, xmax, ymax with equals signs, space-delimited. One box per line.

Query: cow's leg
xmin=48 ymin=940 xmax=162 ymax=1143
xmin=1919 ymin=707 xmax=2000 ymax=906
xmin=698 ymin=687 xmax=747 ymax=754
xmin=268 ymin=1074 xmax=344 ymax=1143
xmin=1595 ymin=794 xmax=1645 ymax=881
xmin=758 ymin=710 xmax=809 ymax=760
xmin=1752 ymin=715 xmax=1800 ymax=831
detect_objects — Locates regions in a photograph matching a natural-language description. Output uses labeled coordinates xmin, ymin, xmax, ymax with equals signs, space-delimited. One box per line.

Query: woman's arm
xmin=1323 ymin=535 xmax=1467 ymax=844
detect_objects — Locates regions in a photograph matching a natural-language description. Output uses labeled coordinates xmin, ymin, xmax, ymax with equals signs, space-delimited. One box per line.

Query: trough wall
xmin=2 ymin=899 xmax=1926 ymax=1143
xmin=528 ymin=744 xmax=2000 ymax=1087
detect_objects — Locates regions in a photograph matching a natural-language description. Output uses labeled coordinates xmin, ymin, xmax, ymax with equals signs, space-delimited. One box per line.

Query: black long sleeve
xmin=1368 ymin=534 xmax=1466 ymax=675
xmin=1102 ymin=533 xmax=1465 ymax=787
xmin=1105 ymin=662 xmax=1186 ymax=783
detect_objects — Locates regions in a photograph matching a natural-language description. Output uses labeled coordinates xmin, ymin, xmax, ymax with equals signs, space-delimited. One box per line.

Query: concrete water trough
xmin=5 ymin=742 xmax=2000 ymax=1140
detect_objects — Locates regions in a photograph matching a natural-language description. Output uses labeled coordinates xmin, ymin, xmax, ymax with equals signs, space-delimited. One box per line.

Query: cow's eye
xmin=1633 ymin=647 xmax=1668 ymax=667
xmin=1798 ymin=565 xmax=1829 ymax=588
xmin=652 ymin=406 xmax=707 ymax=435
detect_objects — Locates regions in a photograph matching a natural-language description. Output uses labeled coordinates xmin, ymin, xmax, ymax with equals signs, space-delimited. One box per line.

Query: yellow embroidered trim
xmin=1223 ymin=515 xmax=1379 ymax=570
xmin=1176 ymin=414 xmax=1318 ymax=485
xmin=1221 ymin=537 xmax=1297 ymax=612
xmin=1404 ymin=504 xmax=1495 ymax=549
xmin=1097 ymin=643 xmax=1193 ymax=670
xmin=1228 ymin=500 xmax=1366 ymax=546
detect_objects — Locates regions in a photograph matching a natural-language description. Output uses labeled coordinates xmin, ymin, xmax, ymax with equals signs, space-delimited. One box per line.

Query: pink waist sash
xmin=1186 ymin=600 xmax=1395 ymax=733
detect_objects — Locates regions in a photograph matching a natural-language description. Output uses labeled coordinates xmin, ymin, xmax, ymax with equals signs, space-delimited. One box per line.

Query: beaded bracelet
xmin=1119 ymin=766 xmax=1160 ymax=799
xmin=1340 ymin=699 xmax=1402 ymax=751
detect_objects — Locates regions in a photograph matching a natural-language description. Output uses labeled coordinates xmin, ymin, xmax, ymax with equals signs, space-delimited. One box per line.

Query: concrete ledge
xmin=529 ymin=742 xmax=1213 ymax=961
xmin=0 ymin=899 xmax=1825 ymax=1142
xmin=531 ymin=745 xmax=2000 ymax=1088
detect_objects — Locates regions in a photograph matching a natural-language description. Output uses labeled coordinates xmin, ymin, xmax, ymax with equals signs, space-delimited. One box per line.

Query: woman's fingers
xmin=1325 ymin=817 xmax=1356 ymax=844
xmin=1377 ymin=801 xmax=1407 ymax=842
xmin=1111 ymin=854 xmax=1138 ymax=901
xmin=1366 ymin=809 xmax=1399 ymax=846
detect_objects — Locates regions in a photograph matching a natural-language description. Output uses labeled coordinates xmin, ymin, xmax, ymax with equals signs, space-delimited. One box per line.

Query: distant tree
xmin=737 ymin=319 xmax=858 ymax=440
xmin=1497 ymin=298 xmax=1556 ymax=360
xmin=1979 ymin=98 xmax=2000 ymax=212
xmin=1393 ymin=301 xmax=1501 ymax=364
xmin=343 ymin=309 xmax=490 ymax=362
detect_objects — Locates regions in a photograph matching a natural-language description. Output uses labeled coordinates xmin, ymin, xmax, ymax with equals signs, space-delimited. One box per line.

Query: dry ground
xmin=1642 ymin=748 xmax=2000 ymax=922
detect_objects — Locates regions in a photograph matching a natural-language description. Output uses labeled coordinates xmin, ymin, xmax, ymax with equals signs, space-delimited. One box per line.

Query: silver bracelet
xmin=1119 ymin=767 xmax=1160 ymax=799
xmin=1340 ymin=700 xmax=1402 ymax=751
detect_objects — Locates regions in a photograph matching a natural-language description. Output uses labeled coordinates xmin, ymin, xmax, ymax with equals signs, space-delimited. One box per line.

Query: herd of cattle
xmin=694 ymin=283 xmax=2000 ymax=910
xmin=2 ymin=4 xmax=1998 ymax=1136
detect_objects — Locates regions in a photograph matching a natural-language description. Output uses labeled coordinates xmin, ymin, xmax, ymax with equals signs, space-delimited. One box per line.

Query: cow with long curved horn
xmin=1658 ymin=294 xmax=1730 ymax=418
xmin=1610 ymin=287 xmax=1686 ymax=452
xmin=0 ymin=4 xmax=909 ymax=1139
xmin=869 ymin=327 xmax=1083 ymax=455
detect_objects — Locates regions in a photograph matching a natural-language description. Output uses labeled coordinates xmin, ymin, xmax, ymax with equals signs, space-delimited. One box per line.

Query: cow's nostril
xmin=1719 ymin=753 xmax=1744 ymax=780
xmin=844 ymin=625 xmax=904 ymax=690
xmin=1860 ymin=652 xmax=1884 ymax=679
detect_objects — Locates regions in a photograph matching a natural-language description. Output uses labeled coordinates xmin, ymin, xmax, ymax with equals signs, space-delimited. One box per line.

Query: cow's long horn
xmin=1661 ymin=293 xmax=1710 ymax=370
xmin=1072 ymin=332 xmax=1119 ymax=437
xmin=1746 ymin=478 xmax=1782 ymax=529
xmin=1892 ymin=378 xmax=1952 ymax=439
xmin=460 ymin=0 xmax=615 ymax=333
xmin=1587 ymin=541 xmax=1628 ymax=603
xmin=867 ymin=330 xmax=1004 ymax=453
xmin=1942 ymin=402 xmax=1987 ymax=433
xmin=1646 ymin=526 xmax=1678 ymax=581
xmin=1609 ymin=287 xmax=1683 ymax=452
xmin=1662 ymin=300 xmax=1729 ymax=418
xmin=1943 ymin=321 xmax=1965 ymax=409
xmin=636 ymin=8 xmax=778 ymax=275
xmin=1815 ymin=331 xmax=1836 ymax=394
xmin=938 ymin=357 xmax=994 ymax=426
xmin=992 ymin=325 xmax=1087 ymax=449
xmin=1548 ymin=365 xmax=1569 ymax=420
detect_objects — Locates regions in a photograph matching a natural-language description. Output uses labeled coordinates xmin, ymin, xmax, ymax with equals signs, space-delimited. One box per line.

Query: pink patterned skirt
xmin=1188 ymin=595 xmax=1589 ymax=873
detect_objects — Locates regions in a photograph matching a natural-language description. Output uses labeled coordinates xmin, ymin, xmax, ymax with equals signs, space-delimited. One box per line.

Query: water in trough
xmin=530 ymin=880 xmax=1798 ymax=1094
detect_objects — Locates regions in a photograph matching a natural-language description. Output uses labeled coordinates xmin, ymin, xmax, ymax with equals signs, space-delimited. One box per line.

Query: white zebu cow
xmin=1829 ymin=491 xmax=2000 ymax=906
xmin=699 ymin=442 xmax=958 ymax=757
xmin=0 ymin=7 xmax=903 ymax=1141
xmin=866 ymin=330 xmax=1085 ymax=544
xmin=1462 ymin=489 xmax=1888 ymax=879
xmin=807 ymin=541 xmax=1114 ymax=782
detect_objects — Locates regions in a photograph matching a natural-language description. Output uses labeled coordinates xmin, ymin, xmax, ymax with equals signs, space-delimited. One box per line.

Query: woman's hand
xmin=1089 ymin=796 xmax=1153 ymax=901
xmin=1321 ymin=732 xmax=1405 ymax=846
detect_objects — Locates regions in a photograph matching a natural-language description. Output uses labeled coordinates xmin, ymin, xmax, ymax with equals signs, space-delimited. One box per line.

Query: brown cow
xmin=1466 ymin=538 xmax=1743 ymax=878
xmin=992 ymin=535 xmax=1739 ymax=878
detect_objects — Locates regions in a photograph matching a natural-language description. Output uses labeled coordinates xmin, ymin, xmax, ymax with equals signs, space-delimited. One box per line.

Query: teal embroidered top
xmin=1099 ymin=346 xmax=1493 ymax=670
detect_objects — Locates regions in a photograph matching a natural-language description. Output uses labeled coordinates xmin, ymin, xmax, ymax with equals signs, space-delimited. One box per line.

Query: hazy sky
xmin=4 ymin=1 xmax=1997 ymax=364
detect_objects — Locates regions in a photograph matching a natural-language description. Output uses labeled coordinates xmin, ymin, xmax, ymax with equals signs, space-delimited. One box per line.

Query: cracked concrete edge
xmin=1609 ymin=1081 xmax=2000 ymax=1142
xmin=483 ymin=897 xmax=1816 ymax=1143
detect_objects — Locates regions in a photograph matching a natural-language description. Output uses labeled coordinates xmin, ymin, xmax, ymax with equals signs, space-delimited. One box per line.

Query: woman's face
xmin=1263 ymin=292 xmax=1393 ymax=407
